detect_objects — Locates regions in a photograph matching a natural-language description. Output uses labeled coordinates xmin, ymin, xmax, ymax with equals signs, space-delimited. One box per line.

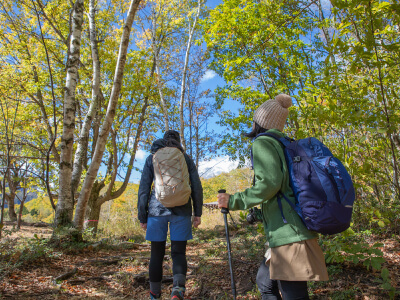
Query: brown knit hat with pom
xmin=253 ymin=94 xmax=292 ymax=131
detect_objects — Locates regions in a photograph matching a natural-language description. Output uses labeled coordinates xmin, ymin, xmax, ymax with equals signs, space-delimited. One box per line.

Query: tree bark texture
xmin=73 ymin=0 xmax=142 ymax=230
xmin=84 ymin=181 xmax=104 ymax=233
xmin=0 ymin=98 xmax=18 ymax=237
xmin=71 ymin=0 xmax=102 ymax=195
xmin=85 ymin=199 xmax=102 ymax=234
xmin=55 ymin=0 xmax=85 ymax=227
xmin=6 ymin=193 xmax=17 ymax=222
xmin=17 ymin=200 xmax=25 ymax=229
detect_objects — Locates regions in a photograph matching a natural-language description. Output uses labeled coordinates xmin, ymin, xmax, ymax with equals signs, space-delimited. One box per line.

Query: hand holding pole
xmin=218 ymin=189 xmax=236 ymax=299
xmin=218 ymin=189 xmax=229 ymax=214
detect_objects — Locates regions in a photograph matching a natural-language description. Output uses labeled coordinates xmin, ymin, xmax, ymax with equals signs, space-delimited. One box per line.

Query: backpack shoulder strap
xmin=250 ymin=132 xmax=293 ymax=169
xmin=256 ymin=132 xmax=292 ymax=147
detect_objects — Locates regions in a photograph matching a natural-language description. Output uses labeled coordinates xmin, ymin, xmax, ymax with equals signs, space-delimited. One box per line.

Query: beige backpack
xmin=153 ymin=147 xmax=191 ymax=207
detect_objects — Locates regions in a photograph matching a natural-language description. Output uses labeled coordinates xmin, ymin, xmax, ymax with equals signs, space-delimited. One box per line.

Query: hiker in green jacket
xmin=218 ymin=94 xmax=328 ymax=300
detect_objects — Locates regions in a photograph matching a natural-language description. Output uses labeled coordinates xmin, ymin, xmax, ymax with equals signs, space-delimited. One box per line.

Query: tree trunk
xmin=85 ymin=199 xmax=102 ymax=234
xmin=155 ymin=62 xmax=169 ymax=131
xmin=151 ymin=8 xmax=169 ymax=131
xmin=179 ymin=0 xmax=201 ymax=151
xmin=73 ymin=0 xmax=142 ymax=230
xmin=17 ymin=199 xmax=25 ymax=230
xmin=84 ymin=181 xmax=104 ymax=233
xmin=5 ymin=168 xmax=19 ymax=222
xmin=55 ymin=0 xmax=85 ymax=228
xmin=71 ymin=0 xmax=102 ymax=195
xmin=85 ymin=87 xmax=150 ymax=233
xmin=188 ymin=100 xmax=193 ymax=157
xmin=0 ymin=99 xmax=16 ymax=238
xmin=6 ymin=193 xmax=17 ymax=222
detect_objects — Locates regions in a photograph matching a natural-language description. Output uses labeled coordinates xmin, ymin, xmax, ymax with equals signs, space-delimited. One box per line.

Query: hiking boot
xmin=170 ymin=286 xmax=185 ymax=300
xmin=150 ymin=291 xmax=161 ymax=299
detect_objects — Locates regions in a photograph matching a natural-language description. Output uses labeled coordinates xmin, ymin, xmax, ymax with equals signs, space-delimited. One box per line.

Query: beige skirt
xmin=267 ymin=238 xmax=329 ymax=281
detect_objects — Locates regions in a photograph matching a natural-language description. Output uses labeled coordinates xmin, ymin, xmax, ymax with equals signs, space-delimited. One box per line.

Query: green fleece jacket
xmin=229 ymin=129 xmax=317 ymax=247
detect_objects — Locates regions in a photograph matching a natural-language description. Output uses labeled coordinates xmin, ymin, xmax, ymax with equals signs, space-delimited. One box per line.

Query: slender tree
xmin=70 ymin=0 xmax=102 ymax=196
xmin=0 ymin=92 xmax=19 ymax=238
xmin=55 ymin=0 xmax=85 ymax=227
xmin=179 ymin=0 xmax=202 ymax=151
xmin=73 ymin=0 xmax=143 ymax=230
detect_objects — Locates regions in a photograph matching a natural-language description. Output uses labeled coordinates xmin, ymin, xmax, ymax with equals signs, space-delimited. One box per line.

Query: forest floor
xmin=0 ymin=223 xmax=399 ymax=300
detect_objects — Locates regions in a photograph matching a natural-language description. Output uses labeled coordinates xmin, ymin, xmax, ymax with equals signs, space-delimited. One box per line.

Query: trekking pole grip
xmin=218 ymin=189 xmax=229 ymax=214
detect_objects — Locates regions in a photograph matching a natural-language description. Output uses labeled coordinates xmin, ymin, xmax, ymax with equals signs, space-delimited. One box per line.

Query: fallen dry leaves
xmin=0 ymin=226 xmax=399 ymax=299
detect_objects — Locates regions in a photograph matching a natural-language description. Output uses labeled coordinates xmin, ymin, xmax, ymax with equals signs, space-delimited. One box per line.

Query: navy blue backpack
xmin=256 ymin=133 xmax=355 ymax=235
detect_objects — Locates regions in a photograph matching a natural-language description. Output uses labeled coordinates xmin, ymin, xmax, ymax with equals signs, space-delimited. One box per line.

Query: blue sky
xmin=127 ymin=0 xmax=335 ymax=183
xmin=126 ymin=0 xmax=244 ymax=183
xmin=129 ymin=69 xmax=242 ymax=183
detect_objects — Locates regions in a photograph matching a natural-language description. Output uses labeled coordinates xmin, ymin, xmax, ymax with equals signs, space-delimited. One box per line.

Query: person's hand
xmin=140 ymin=223 xmax=147 ymax=230
xmin=193 ymin=216 xmax=201 ymax=228
xmin=217 ymin=193 xmax=230 ymax=209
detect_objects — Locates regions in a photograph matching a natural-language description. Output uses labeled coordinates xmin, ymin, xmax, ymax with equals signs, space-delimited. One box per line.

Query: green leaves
xmin=323 ymin=234 xmax=386 ymax=271
xmin=367 ymin=256 xmax=385 ymax=270
xmin=205 ymin=0 xmax=400 ymax=241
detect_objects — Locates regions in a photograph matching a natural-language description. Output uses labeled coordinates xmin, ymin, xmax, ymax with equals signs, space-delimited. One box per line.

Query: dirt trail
xmin=1 ymin=225 xmax=399 ymax=299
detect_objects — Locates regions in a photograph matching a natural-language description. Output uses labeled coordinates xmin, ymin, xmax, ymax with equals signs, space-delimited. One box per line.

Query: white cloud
xmin=198 ymin=156 xmax=238 ymax=179
xmin=136 ymin=149 xmax=148 ymax=160
xmin=201 ymin=70 xmax=217 ymax=82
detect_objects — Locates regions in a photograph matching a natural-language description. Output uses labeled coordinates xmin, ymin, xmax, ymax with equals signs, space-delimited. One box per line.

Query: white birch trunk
xmin=71 ymin=0 xmax=101 ymax=194
xmin=179 ymin=0 xmax=201 ymax=151
xmin=54 ymin=0 xmax=85 ymax=227
xmin=73 ymin=0 xmax=142 ymax=230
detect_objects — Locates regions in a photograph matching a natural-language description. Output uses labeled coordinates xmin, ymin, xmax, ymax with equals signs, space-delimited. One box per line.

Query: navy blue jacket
xmin=137 ymin=139 xmax=203 ymax=223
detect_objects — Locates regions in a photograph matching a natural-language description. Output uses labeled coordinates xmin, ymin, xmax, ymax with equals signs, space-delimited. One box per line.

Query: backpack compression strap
xmin=277 ymin=192 xmax=297 ymax=223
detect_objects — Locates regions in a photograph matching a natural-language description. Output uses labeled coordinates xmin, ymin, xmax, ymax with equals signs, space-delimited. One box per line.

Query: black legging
xmin=149 ymin=240 xmax=187 ymax=283
xmin=256 ymin=258 xmax=309 ymax=300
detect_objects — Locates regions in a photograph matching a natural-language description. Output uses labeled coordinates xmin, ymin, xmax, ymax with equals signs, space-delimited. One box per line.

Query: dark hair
xmin=164 ymin=138 xmax=184 ymax=152
xmin=163 ymin=130 xmax=184 ymax=152
xmin=243 ymin=122 xmax=267 ymax=139
xmin=163 ymin=130 xmax=180 ymax=142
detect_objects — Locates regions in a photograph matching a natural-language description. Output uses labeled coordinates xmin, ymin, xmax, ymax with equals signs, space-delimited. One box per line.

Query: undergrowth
xmin=1 ymin=208 xmax=399 ymax=299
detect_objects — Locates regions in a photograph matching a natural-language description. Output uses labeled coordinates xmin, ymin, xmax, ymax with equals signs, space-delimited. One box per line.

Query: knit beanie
xmin=253 ymin=94 xmax=292 ymax=131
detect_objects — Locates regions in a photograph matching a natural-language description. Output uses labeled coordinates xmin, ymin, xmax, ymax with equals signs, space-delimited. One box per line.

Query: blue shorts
xmin=146 ymin=215 xmax=193 ymax=242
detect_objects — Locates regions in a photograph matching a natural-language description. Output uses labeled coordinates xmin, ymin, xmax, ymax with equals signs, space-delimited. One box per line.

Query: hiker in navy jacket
xmin=137 ymin=130 xmax=203 ymax=300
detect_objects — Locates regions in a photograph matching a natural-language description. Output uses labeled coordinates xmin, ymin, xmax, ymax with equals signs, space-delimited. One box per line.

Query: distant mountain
xmin=1 ymin=188 xmax=38 ymax=207
xmin=198 ymin=156 xmax=239 ymax=179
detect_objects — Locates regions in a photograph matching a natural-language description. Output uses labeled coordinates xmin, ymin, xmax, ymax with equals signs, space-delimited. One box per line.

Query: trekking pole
xmin=218 ymin=189 xmax=237 ymax=300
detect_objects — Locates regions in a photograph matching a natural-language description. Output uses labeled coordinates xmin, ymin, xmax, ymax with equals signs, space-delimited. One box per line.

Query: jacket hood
xmin=151 ymin=139 xmax=166 ymax=154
